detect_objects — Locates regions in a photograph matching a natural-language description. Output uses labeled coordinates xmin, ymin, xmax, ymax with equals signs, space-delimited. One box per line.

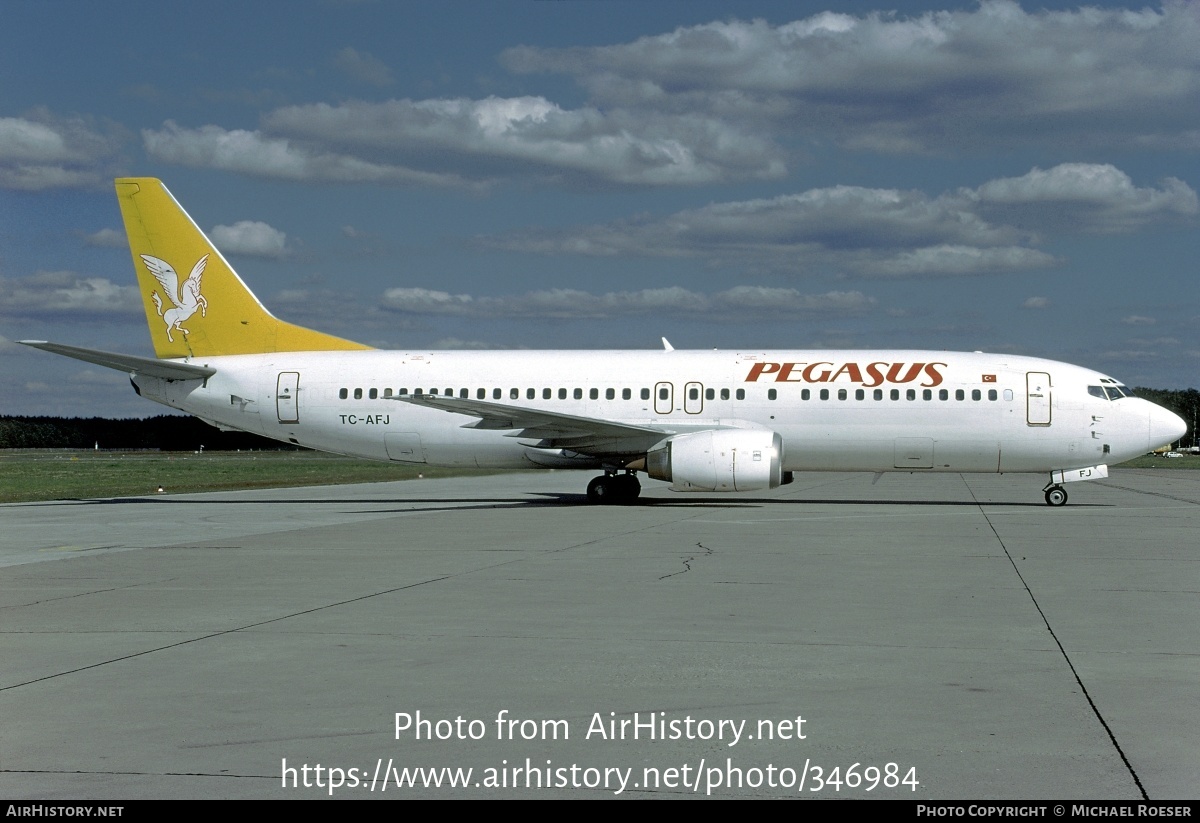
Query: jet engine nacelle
xmin=646 ymin=429 xmax=784 ymax=492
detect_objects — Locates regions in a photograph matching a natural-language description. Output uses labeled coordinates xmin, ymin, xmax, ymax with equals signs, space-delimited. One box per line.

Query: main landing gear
xmin=1043 ymin=483 xmax=1068 ymax=507
xmin=587 ymin=472 xmax=641 ymax=505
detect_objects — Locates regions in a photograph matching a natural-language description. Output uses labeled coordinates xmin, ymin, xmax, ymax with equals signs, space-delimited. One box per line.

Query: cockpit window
xmin=1088 ymin=386 xmax=1107 ymax=400
xmin=1090 ymin=384 xmax=1130 ymax=400
xmin=1105 ymin=385 xmax=1130 ymax=400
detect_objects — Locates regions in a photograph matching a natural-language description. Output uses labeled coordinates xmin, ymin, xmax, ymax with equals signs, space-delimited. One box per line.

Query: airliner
xmin=21 ymin=178 xmax=1187 ymax=505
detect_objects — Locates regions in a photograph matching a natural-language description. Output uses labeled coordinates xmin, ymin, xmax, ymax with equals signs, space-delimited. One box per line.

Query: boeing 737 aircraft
xmin=21 ymin=179 xmax=1187 ymax=505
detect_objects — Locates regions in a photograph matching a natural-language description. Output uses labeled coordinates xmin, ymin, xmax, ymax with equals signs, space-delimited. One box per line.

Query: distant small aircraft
xmin=22 ymin=179 xmax=1187 ymax=505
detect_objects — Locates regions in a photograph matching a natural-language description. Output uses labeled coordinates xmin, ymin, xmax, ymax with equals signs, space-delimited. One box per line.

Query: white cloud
xmin=381 ymin=287 xmax=474 ymax=313
xmin=502 ymin=2 xmax=1200 ymax=153
xmin=332 ymin=47 xmax=394 ymax=87
xmin=210 ymin=221 xmax=289 ymax=259
xmin=262 ymin=97 xmax=784 ymax=185
xmin=143 ymin=121 xmax=472 ymax=188
xmin=482 ymin=185 xmax=1041 ymax=277
xmin=1121 ymin=315 xmax=1157 ymax=326
xmin=1023 ymin=296 xmax=1050 ymax=309
xmin=860 ymin=245 xmax=1057 ymax=277
xmin=481 ymin=163 xmax=1192 ymax=277
xmin=1128 ymin=336 xmax=1179 ymax=347
xmin=0 ymin=112 xmax=125 ymax=190
xmin=970 ymin=164 xmax=1198 ymax=232
xmin=146 ymin=92 xmax=784 ymax=188
xmin=0 ymin=271 xmax=141 ymax=318
xmin=85 ymin=228 xmax=127 ymax=248
xmin=1100 ymin=350 xmax=1159 ymax=362
xmin=432 ymin=338 xmax=496 ymax=350
xmin=381 ymin=285 xmax=875 ymax=319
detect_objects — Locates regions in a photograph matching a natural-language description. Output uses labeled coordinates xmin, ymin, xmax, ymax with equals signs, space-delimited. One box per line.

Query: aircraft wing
xmin=18 ymin=341 xmax=216 ymax=380
xmin=390 ymin=394 xmax=674 ymax=454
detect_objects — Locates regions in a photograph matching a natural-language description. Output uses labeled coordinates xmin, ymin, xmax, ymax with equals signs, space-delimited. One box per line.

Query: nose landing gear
xmin=1043 ymin=483 xmax=1068 ymax=507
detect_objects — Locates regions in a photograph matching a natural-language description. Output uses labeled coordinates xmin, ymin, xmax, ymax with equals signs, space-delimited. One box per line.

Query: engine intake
xmin=646 ymin=430 xmax=784 ymax=492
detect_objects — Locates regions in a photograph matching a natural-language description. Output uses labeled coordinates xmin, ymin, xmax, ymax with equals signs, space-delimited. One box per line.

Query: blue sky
xmin=2 ymin=0 xmax=1197 ymax=417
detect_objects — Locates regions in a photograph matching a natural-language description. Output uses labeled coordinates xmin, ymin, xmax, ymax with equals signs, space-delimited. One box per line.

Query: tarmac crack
xmin=1 ymin=768 xmax=275 ymax=780
xmin=1096 ymin=479 xmax=1200 ymax=506
xmin=0 ymin=574 xmax=454 ymax=694
xmin=961 ymin=475 xmax=1150 ymax=802
xmin=0 ymin=514 xmax=711 ymax=693
xmin=658 ymin=542 xmax=713 ymax=580
xmin=0 ymin=577 xmax=178 ymax=611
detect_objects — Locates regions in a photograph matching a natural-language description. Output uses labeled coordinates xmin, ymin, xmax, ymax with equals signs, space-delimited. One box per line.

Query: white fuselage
xmin=132 ymin=348 xmax=1182 ymax=478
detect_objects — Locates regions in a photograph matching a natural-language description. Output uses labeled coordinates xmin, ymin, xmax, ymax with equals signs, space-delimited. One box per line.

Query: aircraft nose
xmin=1148 ymin=404 xmax=1187 ymax=450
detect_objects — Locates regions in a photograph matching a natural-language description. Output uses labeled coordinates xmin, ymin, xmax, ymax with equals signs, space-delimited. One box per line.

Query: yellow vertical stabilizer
xmin=116 ymin=178 xmax=371 ymax=358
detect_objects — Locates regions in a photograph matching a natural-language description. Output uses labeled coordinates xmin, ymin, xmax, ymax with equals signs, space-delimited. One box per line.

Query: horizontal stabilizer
xmin=17 ymin=341 xmax=216 ymax=380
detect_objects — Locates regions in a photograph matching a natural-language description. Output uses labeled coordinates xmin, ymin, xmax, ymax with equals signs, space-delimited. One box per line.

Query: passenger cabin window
xmin=720 ymin=389 xmax=730 ymax=400
xmin=838 ymin=389 xmax=847 ymax=401
xmin=972 ymin=389 xmax=982 ymax=400
xmin=574 ymin=388 xmax=583 ymax=400
xmin=339 ymin=388 xmax=348 ymax=399
xmin=607 ymin=388 xmax=616 ymax=400
xmin=641 ymin=388 xmax=651 ymax=400
xmin=544 ymin=388 xmax=552 ymax=400
xmin=590 ymin=388 xmax=599 ymax=400
xmin=736 ymin=389 xmax=745 ymax=400
xmin=354 ymin=388 xmax=363 ymax=399
xmin=955 ymin=389 xmax=965 ymax=401
xmin=768 ymin=388 xmax=777 ymax=400
xmin=623 ymin=388 xmax=632 ymax=400
xmin=855 ymin=389 xmax=865 ymax=400
xmin=874 ymin=389 xmax=883 ymax=401
xmin=510 ymin=388 xmax=520 ymax=399
xmin=890 ymin=389 xmax=900 ymax=400
xmin=705 ymin=388 xmax=714 ymax=400
xmin=801 ymin=389 xmax=810 ymax=401
xmin=493 ymin=388 xmax=502 ymax=400
xmin=559 ymin=388 xmax=568 ymax=400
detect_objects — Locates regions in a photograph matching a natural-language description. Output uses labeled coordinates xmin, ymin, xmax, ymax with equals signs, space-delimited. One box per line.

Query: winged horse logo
xmin=141 ymin=254 xmax=209 ymax=342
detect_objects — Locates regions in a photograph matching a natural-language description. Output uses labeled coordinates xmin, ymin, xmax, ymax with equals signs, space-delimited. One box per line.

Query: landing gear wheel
xmin=587 ymin=475 xmax=613 ymax=503
xmin=587 ymin=473 xmax=641 ymax=504
xmin=613 ymin=473 xmax=641 ymax=504
xmin=1044 ymin=485 xmax=1068 ymax=507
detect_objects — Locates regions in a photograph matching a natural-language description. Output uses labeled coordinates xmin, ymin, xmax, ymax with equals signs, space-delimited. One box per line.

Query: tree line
xmin=2 ymin=386 xmax=1196 ymax=451
xmin=0 ymin=415 xmax=297 ymax=451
